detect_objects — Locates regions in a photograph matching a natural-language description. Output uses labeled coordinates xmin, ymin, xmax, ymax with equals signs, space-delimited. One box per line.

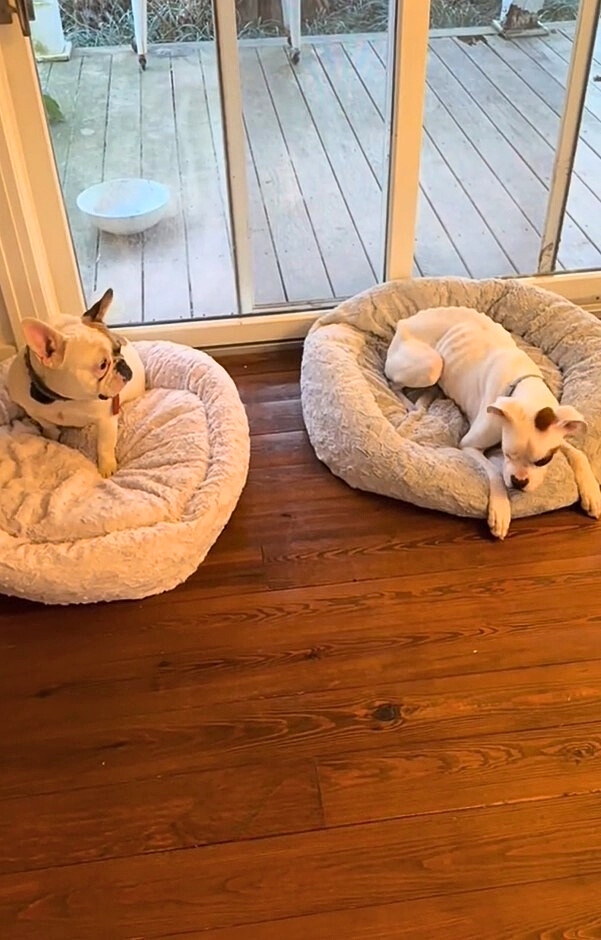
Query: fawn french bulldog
xmin=8 ymin=288 xmax=145 ymax=478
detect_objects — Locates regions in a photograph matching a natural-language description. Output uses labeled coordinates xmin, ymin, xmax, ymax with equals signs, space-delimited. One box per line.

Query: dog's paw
xmin=98 ymin=455 xmax=117 ymax=479
xmin=580 ymin=481 xmax=601 ymax=519
xmin=488 ymin=497 xmax=511 ymax=540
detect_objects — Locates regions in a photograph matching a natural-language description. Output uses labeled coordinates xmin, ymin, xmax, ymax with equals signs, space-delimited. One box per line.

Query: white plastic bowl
xmin=76 ymin=178 xmax=170 ymax=236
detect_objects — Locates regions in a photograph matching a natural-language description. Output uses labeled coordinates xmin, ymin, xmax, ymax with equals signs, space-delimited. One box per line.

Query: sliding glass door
xmin=0 ymin=0 xmax=600 ymax=345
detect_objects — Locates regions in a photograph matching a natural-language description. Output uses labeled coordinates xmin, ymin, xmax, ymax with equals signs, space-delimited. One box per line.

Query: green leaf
xmin=42 ymin=93 xmax=65 ymax=124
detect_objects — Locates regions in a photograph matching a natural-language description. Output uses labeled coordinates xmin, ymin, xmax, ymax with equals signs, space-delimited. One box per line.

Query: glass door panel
xmin=558 ymin=14 xmax=601 ymax=269
xmin=415 ymin=3 xmax=585 ymax=278
xmin=236 ymin=1 xmax=395 ymax=309
xmin=35 ymin=2 xmax=236 ymax=326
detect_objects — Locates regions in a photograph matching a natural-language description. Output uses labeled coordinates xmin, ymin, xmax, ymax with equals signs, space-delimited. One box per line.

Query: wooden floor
xmin=2 ymin=347 xmax=601 ymax=937
xmin=40 ymin=23 xmax=601 ymax=325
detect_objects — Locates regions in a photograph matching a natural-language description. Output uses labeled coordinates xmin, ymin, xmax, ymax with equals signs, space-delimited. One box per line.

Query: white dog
xmin=8 ymin=289 xmax=145 ymax=478
xmin=385 ymin=305 xmax=601 ymax=539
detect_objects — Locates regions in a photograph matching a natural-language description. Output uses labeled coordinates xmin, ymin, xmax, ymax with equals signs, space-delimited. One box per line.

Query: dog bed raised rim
xmin=0 ymin=341 xmax=249 ymax=605
xmin=301 ymin=277 xmax=601 ymax=520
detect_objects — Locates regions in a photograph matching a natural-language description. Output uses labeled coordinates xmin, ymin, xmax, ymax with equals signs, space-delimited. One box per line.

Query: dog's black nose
xmin=116 ymin=359 xmax=133 ymax=382
xmin=511 ymin=475 xmax=528 ymax=490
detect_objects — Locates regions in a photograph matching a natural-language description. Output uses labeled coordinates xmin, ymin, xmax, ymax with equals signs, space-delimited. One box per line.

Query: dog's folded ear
xmin=554 ymin=404 xmax=588 ymax=436
xmin=21 ymin=319 xmax=66 ymax=368
xmin=487 ymin=397 xmax=525 ymax=423
xmin=83 ymin=288 xmax=113 ymax=324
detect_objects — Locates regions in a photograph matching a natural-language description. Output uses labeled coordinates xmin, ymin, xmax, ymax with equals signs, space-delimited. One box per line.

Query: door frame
xmin=0 ymin=0 xmax=600 ymax=349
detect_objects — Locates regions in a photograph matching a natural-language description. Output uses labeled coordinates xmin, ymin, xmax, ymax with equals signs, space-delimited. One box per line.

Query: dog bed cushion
xmin=301 ymin=278 xmax=601 ymax=520
xmin=0 ymin=341 xmax=249 ymax=604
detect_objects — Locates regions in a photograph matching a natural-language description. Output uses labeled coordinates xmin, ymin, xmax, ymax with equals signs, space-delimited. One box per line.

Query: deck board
xmin=172 ymin=53 xmax=237 ymax=318
xmin=95 ymin=52 xmax=143 ymax=323
xmin=140 ymin=54 xmax=191 ymax=322
xmin=256 ymin=45 xmax=374 ymax=297
xmin=41 ymin=27 xmax=601 ymax=325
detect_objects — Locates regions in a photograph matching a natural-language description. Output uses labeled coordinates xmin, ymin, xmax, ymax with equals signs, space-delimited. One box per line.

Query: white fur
xmin=385 ymin=305 xmax=601 ymax=539
xmin=7 ymin=302 xmax=145 ymax=477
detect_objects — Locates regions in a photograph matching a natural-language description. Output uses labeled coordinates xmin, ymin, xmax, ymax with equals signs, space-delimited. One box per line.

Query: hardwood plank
xmin=95 ymin=52 xmax=143 ymax=325
xmin=200 ymin=45 xmax=286 ymax=307
xmin=260 ymin=498 xmax=601 ymax=589
xmin=250 ymin=429 xmax=315 ymax=467
xmin=2 ymin=345 xmax=601 ymax=937
xmin=0 ymin=759 xmax=322 ymax=874
xmin=3 ymin=658 xmax=601 ymax=798
xmin=140 ymin=53 xmax=191 ymax=321
xmin=232 ymin=369 xmax=302 ymax=403
xmin=172 ymin=53 xmax=237 ymax=318
xmin=60 ymin=54 xmax=111 ymax=301
xmin=239 ymin=47 xmax=332 ymax=303
xmin=292 ymin=44 xmax=384 ymax=275
xmin=3 ymin=794 xmax=601 ymax=937
xmin=3 ymin=553 xmax=601 ymax=719
xmin=258 ymin=45 xmax=375 ymax=296
xmin=318 ymin=724 xmax=601 ymax=826
xmin=152 ymin=875 xmax=601 ymax=940
xmin=213 ymin=344 xmax=301 ymax=376
xmin=244 ymin=397 xmax=304 ymax=434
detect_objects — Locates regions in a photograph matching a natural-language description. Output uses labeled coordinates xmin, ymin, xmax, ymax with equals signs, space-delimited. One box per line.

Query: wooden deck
xmin=3 ymin=347 xmax=601 ymax=937
xmin=39 ymin=24 xmax=601 ymax=325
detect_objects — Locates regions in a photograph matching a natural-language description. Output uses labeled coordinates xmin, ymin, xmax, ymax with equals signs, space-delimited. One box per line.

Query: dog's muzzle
xmin=115 ymin=358 xmax=133 ymax=382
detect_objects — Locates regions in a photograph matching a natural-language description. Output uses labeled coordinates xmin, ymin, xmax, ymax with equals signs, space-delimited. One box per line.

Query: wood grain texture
xmin=3 ymin=794 xmax=601 ymax=938
xmin=1 ymin=347 xmax=601 ymax=938
xmin=153 ymin=875 xmax=601 ymax=940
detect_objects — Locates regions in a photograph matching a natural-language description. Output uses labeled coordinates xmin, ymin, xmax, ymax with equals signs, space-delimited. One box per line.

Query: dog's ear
xmin=487 ymin=397 xmax=525 ymax=423
xmin=21 ymin=319 xmax=66 ymax=368
xmin=83 ymin=288 xmax=113 ymax=323
xmin=554 ymin=404 xmax=587 ymax=436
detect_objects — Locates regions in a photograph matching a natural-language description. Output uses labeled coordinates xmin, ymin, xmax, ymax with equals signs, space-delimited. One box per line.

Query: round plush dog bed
xmin=301 ymin=278 xmax=601 ymax=520
xmin=0 ymin=342 xmax=249 ymax=605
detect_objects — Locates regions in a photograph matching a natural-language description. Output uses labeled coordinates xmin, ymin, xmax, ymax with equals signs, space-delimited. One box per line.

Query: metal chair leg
xmin=282 ymin=0 xmax=301 ymax=64
xmin=131 ymin=0 xmax=148 ymax=70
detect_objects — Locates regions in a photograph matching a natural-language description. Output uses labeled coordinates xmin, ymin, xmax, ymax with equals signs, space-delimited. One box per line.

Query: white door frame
xmin=539 ymin=0 xmax=601 ymax=272
xmin=0 ymin=0 xmax=600 ymax=350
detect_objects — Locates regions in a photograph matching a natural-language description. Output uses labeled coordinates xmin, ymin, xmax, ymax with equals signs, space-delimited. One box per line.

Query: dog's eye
xmin=534 ymin=453 xmax=553 ymax=467
xmin=99 ymin=358 xmax=109 ymax=373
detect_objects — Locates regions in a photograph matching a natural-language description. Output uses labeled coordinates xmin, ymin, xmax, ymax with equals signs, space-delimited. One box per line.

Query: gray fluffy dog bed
xmin=301 ymin=278 xmax=601 ymax=520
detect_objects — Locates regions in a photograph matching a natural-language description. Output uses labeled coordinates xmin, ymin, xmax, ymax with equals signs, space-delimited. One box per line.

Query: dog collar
xmin=24 ymin=348 xmax=120 ymax=414
xmin=24 ymin=348 xmax=74 ymax=405
xmin=504 ymin=373 xmax=546 ymax=398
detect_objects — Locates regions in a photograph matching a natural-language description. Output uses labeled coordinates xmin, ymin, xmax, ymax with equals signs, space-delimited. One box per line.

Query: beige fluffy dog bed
xmin=0 ymin=342 xmax=249 ymax=605
xmin=301 ymin=278 xmax=601 ymax=520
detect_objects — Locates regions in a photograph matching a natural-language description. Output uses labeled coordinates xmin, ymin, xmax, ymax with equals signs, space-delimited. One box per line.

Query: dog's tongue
xmin=112 ymin=395 xmax=120 ymax=416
